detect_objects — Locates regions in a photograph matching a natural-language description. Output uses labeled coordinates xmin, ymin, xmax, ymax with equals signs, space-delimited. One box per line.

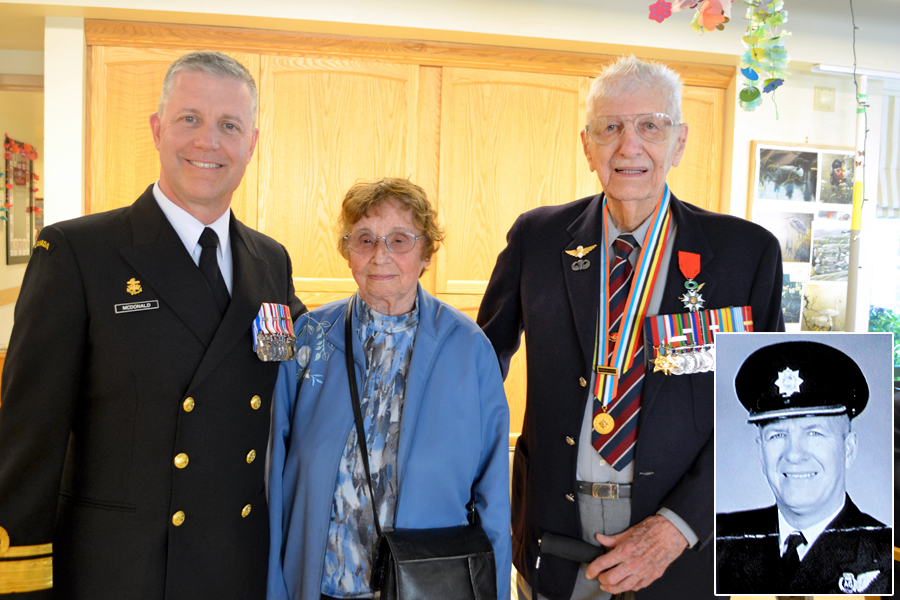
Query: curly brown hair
xmin=337 ymin=178 xmax=445 ymax=271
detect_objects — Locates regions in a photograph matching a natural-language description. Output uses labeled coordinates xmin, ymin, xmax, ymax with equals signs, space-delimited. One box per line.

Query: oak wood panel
xmin=0 ymin=286 xmax=20 ymax=307
xmin=0 ymin=74 xmax=43 ymax=92
xmin=666 ymin=86 xmax=725 ymax=211
xmin=84 ymin=20 xmax=734 ymax=89
xmin=88 ymin=46 xmax=259 ymax=225
xmin=436 ymin=68 xmax=588 ymax=295
xmin=257 ymin=56 xmax=431 ymax=300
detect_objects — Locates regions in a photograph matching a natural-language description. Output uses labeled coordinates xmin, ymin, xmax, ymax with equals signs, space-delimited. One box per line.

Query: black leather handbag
xmin=343 ymin=299 xmax=498 ymax=600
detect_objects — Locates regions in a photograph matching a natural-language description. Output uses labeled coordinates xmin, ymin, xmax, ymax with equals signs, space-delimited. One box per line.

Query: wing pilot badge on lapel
xmin=677 ymin=251 xmax=705 ymax=312
xmin=253 ymin=303 xmax=297 ymax=362
xmin=566 ymin=244 xmax=597 ymax=271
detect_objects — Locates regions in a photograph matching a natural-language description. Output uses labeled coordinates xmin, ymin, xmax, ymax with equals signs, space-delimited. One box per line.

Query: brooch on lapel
xmin=565 ymin=244 xmax=597 ymax=271
xmin=839 ymin=570 xmax=880 ymax=593
xmin=253 ymin=303 xmax=297 ymax=361
xmin=677 ymin=251 xmax=705 ymax=312
xmin=126 ymin=278 xmax=143 ymax=296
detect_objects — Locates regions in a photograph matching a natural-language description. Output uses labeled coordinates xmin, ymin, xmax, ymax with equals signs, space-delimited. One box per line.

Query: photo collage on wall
xmin=749 ymin=142 xmax=856 ymax=332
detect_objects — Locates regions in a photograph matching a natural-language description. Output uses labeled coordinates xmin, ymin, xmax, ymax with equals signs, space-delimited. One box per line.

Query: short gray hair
xmin=585 ymin=56 xmax=683 ymax=125
xmin=158 ymin=51 xmax=258 ymax=127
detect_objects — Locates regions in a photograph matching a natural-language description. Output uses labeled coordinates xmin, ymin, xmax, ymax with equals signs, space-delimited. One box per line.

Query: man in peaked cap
xmin=716 ymin=340 xmax=892 ymax=595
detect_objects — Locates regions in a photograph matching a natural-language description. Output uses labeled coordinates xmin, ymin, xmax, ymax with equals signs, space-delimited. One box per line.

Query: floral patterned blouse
xmin=320 ymin=295 xmax=419 ymax=598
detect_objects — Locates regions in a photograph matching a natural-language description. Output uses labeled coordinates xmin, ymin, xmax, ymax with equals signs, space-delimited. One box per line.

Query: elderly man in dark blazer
xmin=477 ymin=56 xmax=784 ymax=600
xmin=0 ymin=51 xmax=305 ymax=598
xmin=716 ymin=341 xmax=892 ymax=595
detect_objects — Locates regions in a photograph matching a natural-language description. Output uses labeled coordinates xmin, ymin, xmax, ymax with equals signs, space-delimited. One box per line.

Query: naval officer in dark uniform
xmin=716 ymin=340 xmax=892 ymax=595
xmin=0 ymin=51 xmax=305 ymax=598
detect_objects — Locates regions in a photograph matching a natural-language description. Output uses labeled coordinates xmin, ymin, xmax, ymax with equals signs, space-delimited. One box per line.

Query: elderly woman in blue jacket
xmin=267 ymin=178 xmax=511 ymax=600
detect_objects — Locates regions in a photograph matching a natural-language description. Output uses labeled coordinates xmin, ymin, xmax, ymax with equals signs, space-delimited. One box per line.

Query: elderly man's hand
xmin=583 ymin=515 xmax=688 ymax=594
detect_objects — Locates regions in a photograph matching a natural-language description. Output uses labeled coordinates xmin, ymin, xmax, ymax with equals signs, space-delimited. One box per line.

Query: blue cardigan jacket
xmin=267 ymin=286 xmax=511 ymax=599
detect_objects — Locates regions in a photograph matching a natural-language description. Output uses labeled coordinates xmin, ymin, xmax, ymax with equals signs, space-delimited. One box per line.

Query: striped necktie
xmin=592 ymin=234 xmax=644 ymax=469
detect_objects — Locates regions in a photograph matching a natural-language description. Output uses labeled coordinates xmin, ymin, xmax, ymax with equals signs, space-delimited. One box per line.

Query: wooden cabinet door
xmin=667 ymin=85 xmax=725 ymax=211
xmin=88 ymin=47 xmax=259 ymax=224
xmin=435 ymin=67 xmax=597 ymax=441
xmin=256 ymin=57 xmax=440 ymax=309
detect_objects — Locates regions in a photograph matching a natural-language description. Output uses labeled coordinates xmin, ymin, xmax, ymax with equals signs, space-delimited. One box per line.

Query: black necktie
xmin=198 ymin=227 xmax=230 ymax=316
xmin=780 ymin=530 xmax=807 ymax=587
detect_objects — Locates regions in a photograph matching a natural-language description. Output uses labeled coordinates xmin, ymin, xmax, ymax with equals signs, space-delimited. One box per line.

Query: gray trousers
xmin=516 ymin=495 xmax=633 ymax=600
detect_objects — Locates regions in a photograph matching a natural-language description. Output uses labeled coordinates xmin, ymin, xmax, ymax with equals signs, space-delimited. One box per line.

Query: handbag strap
xmin=344 ymin=297 xmax=385 ymax=540
xmin=343 ymin=296 xmax=478 ymax=534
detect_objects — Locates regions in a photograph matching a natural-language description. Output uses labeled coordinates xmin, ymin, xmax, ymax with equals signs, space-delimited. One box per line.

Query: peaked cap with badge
xmin=735 ymin=340 xmax=869 ymax=423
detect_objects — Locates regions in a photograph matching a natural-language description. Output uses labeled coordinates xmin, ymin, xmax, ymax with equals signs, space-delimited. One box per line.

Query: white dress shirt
xmin=778 ymin=500 xmax=845 ymax=560
xmin=153 ymin=182 xmax=233 ymax=295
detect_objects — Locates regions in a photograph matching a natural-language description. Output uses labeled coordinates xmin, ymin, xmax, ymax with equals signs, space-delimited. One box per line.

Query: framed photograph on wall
xmin=747 ymin=141 xmax=855 ymax=332
xmin=4 ymin=136 xmax=36 ymax=265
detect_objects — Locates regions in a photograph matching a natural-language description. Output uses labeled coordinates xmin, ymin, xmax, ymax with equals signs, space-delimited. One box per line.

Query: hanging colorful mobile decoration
xmin=3 ymin=136 xmax=38 ymax=162
xmin=739 ymin=1 xmax=790 ymax=111
xmin=648 ymin=1 xmax=736 ymax=33
xmin=649 ymin=1 xmax=790 ymax=112
xmin=3 ymin=135 xmax=40 ymax=221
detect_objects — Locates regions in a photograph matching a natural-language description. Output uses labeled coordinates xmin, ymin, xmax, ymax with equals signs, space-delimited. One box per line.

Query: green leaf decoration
xmin=740 ymin=0 xmax=790 ymax=112
xmin=740 ymin=86 xmax=762 ymax=102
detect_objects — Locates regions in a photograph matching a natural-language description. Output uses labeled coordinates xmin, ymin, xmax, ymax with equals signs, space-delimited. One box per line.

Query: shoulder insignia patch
xmin=34 ymin=240 xmax=50 ymax=251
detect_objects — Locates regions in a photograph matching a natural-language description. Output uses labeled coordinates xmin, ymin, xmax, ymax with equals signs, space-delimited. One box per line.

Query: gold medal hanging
xmin=593 ymin=412 xmax=615 ymax=435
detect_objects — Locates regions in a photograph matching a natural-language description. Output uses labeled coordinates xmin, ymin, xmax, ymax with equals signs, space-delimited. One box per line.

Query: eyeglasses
xmin=585 ymin=113 xmax=680 ymax=145
xmin=345 ymin=231 xmax=424 ymax=255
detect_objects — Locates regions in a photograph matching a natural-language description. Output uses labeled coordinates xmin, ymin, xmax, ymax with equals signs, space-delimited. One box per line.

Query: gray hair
xmin=585 ymin=56 xmax=683 ymax=125
xmin=158 ymin=51 xmax=258 ymax=127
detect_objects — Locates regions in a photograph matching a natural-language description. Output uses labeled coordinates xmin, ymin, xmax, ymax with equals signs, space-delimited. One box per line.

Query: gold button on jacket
xmin=250 ymin=395 xmax=261 ymax=410
xmin=182 ymin=397 xmax=195 ymax=412
xmin=246 ymin=450 xmax=256 ymax=464
xmin=579 ymin=377 xmax=587 ymax=387
xmin=241 ymin=504 xmax=252 ymax=518
xmin=174 ymin=453 xmax=189 ymax=469
xmin=172 ymin=511 xmax=185 ymax=526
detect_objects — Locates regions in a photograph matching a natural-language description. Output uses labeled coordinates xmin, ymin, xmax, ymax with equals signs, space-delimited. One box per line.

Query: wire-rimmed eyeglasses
xmin=345 ymin=231 xmax=424 ymax=255
xmin=584 ymin=113 xmax=680 ymax=146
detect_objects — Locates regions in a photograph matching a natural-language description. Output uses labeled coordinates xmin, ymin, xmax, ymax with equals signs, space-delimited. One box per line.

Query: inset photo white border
xmin=713 ymin=332 xmax=894 ymax=597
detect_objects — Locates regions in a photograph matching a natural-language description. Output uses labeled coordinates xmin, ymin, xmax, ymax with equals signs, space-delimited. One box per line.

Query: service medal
xmin=677 ymin=251 xmax=705 ymax=312
xmin=593 ymin=412 xmax=615 ymax=434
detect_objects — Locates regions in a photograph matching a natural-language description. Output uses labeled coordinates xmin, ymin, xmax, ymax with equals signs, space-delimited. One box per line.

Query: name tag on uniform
xmin=114 ymin=300 xmax=160 ymax=314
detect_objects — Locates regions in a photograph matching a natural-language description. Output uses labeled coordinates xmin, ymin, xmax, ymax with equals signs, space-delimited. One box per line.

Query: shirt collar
xmin=605 ymin=205 xmax=654 ymax=251
xmin=777 ymin=498 xmax=846 ymax=559
xmin=153 ymin=181 xmax=231 ymax=261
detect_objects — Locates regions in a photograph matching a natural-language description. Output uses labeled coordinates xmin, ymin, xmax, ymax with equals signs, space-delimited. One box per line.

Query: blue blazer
xmin=267 ymin=286 xmax=511 ymax=599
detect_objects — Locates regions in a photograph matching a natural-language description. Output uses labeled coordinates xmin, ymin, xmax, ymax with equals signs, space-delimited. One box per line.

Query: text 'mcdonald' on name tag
xmin=114 ymin=300 xmax=160 ymax=314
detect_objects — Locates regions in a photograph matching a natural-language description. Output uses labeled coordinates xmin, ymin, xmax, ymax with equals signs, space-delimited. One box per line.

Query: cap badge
xmin=775 ymin=367 xmax=803 ymax=397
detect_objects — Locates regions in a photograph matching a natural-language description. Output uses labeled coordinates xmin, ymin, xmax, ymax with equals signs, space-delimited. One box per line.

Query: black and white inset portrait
xmin=714 ymin=332 xmax=893 ymax=596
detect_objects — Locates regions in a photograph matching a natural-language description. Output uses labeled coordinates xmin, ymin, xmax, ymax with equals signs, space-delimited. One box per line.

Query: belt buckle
xmin=591 ymin=482 xmax=618 ymax=499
